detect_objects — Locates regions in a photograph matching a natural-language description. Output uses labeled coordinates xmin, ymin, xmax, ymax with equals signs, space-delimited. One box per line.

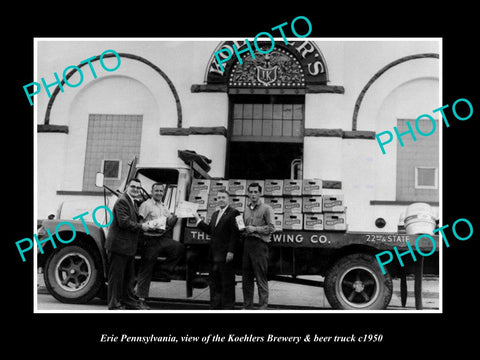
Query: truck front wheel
xmin=44 ymin=244 xmax=104 ymax=304
xmin=324 ymin=253 xmax=392 ymax=310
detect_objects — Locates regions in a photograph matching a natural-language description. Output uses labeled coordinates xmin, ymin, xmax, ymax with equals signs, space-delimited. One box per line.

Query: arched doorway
xmin=206 ymin=41 xmax=329 ymax=180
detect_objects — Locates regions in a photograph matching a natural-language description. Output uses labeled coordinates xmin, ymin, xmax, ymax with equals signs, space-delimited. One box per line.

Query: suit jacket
xmin=105 ymin=193 xmax=142 ymax=256
xmin=197 ymin=206 xmax=240 ymax=262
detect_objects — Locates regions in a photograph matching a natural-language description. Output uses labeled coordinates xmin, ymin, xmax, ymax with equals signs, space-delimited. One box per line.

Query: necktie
xmin=215 ymin=208 xmax=225 ymax=226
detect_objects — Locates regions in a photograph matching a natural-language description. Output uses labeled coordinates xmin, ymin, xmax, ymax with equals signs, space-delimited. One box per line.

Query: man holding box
xmin=194 ymin=189 xmax=241 ymax=309
xmin=242 ymin=182 xmax=275 ymax=310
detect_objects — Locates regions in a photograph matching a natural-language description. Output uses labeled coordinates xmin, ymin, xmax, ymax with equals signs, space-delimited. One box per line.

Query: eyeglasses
xmin=129 ymin=185 xmax=142 ymax=190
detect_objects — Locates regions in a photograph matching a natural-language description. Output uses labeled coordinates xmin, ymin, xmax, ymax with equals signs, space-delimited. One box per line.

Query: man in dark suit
xmin=105 ymin=178 xmax=152 ymax=310
xmin=193 ymin=189 xmax=241 ymax=309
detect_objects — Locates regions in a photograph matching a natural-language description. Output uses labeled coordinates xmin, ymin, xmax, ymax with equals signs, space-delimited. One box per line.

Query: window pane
xmin=273 ymin=120 xmax=282 ymax=136
xmin=292 ymin=121 xmax=302 ymax=137
xmin=417 ymin=168 xmax=436 ymax=186
xmin=263 ymin=119 xmax=273 ymax=136
xmin=253 ymin=104 xmax=263 ymax=119
xmin=273 ymin=104 xmax=282 ymax=119
xmin=233 ymin=104 xmax=243 ymax=119
xmin=104 ymin=160 xmax=120 ymax=178
xmin=233 ymin=119 xmax=243 ymax=135
xmin=243 ymin=104 xmax=253 ymax=119
xmin=293 ymin=104 xmax=303 ymax=119
xmin=263 ymin=104 xmax=272 ymax=119
xmin=252 ymin=119 xmax=262 ymax=136
xmin=282 ymin=120 xmax=292 ymax=136
xmin=282 ymin=104 xmax=293 ymax=120
xmin=243 ymin=119 xmax=253 ymax=135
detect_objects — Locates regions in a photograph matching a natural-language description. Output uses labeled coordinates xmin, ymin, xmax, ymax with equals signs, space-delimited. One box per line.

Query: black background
xmin=6 ymin=4 xmax=478 ymax=354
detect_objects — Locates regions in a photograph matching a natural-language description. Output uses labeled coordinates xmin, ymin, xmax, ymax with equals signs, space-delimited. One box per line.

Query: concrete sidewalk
xmin=37 ymin=274 xmax=439 ymax=311
xmin=146 ymin=275 xmax=439 ymax=310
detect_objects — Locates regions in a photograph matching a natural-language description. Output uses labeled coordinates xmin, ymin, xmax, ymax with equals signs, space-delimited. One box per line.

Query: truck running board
xmin=269 ymin=275 xmax=324 ymax=287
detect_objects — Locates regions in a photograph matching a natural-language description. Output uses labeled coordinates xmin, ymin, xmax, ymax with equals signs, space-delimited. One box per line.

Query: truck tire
xmin=44 ymin=244 xmax=104 ymax=304
xmin=324 ymin=253 xmax=392 ymax=310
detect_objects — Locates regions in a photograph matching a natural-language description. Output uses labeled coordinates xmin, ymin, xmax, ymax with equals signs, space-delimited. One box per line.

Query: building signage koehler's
xmin=206 ymin=41 xmax=328 ymax=85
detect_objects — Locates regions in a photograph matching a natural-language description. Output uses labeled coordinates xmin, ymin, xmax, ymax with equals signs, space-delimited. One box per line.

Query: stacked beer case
xmin=322 ymin=193 xmax=347 ymax=231
xmin=186 ymin=179 xmax=211 ymax=227
xmin=261 ymin=178 xmax=347 ymax=231
xmin=187 ymin=178 xmax=246 ymax=227
xmin=301 ymin=179 xmax=324 ymax=231
xmin=263 ymin=180 xmax=286 ymax=232
xmin=188 ymin=178 xmax=347 ymax=231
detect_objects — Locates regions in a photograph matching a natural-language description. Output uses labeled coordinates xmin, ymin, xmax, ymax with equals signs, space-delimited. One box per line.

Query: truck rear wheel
xmin=324 ymin=253 xmax=392 ymax=310
xmin=44 ymin=244 xmax=103 ymax=304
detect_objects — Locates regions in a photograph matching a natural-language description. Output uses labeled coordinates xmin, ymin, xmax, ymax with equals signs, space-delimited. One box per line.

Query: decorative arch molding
xmin=191 ymin=40 xmax=344 ymax=94
xmin=228 ymin=46 xmax=307 ymax=89
xmin=38 ymin=52 xmax=182 ymax=133
xmin=352 ymin=53 xmax=439 ymax=131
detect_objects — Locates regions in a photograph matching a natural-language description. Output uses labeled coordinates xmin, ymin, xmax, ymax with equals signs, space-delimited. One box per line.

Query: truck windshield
xmin=136 ymin=168 xmax=179 ymax=188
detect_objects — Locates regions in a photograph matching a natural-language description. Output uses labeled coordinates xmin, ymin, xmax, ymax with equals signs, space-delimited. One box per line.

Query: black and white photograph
xmin=33 ymin=37 xmax=442 ymax=313
xmin=7 ymin=7 xmax=479 ymax=354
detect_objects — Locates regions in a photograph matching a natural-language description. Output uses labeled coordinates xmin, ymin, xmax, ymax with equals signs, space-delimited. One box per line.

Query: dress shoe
xmin=108 ymin=305 xmax=126 ymax=310
xmin=137 ymin=300 xmax=151 ymax=310
xmin=124 ymin=301 xmax=150 ymax=310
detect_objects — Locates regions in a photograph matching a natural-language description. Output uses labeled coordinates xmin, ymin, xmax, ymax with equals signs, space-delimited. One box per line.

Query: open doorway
xmin=226 ymin=94 xmax=305 ymax=180
xmin=227 ymin=141 xmax=303 ymax=180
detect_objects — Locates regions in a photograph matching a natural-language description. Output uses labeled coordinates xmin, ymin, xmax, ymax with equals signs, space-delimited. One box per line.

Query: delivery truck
xmin=37 ymin=152 xmax=439 ymax=310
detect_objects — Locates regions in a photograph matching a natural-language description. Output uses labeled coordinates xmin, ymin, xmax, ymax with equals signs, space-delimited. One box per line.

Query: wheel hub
xmin=338 ymin=266 xmax=380 ymax=308
xmin=54 ymin=252 xmax=92 ymax=292
xmin=352 ymin=280 xmax=364 ymax=292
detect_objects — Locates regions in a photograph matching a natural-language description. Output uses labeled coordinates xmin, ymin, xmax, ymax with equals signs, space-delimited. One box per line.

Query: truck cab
xmin=37 ymin=153 xmax=438 ymax=310
xmin=37 ymin=155 xmax=193 ymax=304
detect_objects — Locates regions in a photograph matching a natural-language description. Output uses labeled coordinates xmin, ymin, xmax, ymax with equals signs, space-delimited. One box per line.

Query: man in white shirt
xmin=135 ymin=182 xmax=184 ymax=307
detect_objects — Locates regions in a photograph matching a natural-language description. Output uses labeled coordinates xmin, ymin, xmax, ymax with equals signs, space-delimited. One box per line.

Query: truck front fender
xmin=40 ymin=219 xmax=108 ymax=277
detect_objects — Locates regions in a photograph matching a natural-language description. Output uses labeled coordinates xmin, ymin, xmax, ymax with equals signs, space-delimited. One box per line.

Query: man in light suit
xmin=193 ymin=189 xmax=241 ymax=309
xmin=105 ymin=178 xmax=152 ymax=310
